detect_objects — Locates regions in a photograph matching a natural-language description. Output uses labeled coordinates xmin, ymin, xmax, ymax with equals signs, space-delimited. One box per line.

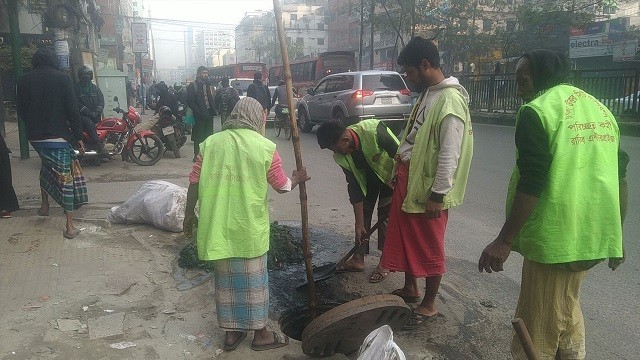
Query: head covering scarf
xmin=32 ymin=48 xmax=59 ymax=70
xmin=521 ymin=49 xmax=570 ymax=94
xmin=223 ymin=97 xmax=263 ymax=132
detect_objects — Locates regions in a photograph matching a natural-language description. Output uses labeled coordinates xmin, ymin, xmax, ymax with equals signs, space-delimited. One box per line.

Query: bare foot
xmin=413 ymin=305 xmax=438 ymax=317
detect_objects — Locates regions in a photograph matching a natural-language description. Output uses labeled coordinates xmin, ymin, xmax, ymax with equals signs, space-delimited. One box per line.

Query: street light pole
xmin=8 ymin=0 xmax=30 ymax=159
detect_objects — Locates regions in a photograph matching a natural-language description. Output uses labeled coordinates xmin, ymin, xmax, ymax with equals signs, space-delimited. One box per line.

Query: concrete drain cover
xmin=301 ymin=294 xmax=410 ymax=358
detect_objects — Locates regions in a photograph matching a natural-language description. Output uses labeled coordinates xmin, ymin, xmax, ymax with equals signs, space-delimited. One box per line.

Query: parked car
xmin=296 ymin=70 xmax=413 ymax=133
xmin=226 ymin=78 xmax=254 ymax=98
xmin=600 ymin=91 xmax=639 ymax=116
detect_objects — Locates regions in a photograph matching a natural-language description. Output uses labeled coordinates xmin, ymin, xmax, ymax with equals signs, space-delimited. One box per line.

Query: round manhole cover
xmin=301 ymin=294 xmax=410 ymax=358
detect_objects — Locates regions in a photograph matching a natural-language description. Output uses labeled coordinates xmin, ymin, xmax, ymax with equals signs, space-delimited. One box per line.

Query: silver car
xmin=297 ymin=70 xmax=413 ymax=132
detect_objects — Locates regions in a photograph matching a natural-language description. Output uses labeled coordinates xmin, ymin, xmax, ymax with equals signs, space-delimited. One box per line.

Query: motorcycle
xmin=77 ymin=96 xmax=164 ymax=166
xmin=152 ymin=106 xmax=186 ymax=159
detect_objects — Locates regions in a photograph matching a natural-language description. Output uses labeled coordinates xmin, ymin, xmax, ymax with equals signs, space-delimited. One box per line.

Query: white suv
xmin=297 ymin=70 xmax=413 ymax=132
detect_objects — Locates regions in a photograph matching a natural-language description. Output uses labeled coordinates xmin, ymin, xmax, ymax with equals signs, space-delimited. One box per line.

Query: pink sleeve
xmin=267 ymin=150 xmax=289 ymax=189
xmin=188 ymin=154 xmax=203 ymax=184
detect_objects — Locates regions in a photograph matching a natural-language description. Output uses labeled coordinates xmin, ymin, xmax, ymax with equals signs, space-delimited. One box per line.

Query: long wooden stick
xmin=511 ymin=318 xmax=539 ymax=360
xmin=273 ymin=0 xmax=317 ymax=319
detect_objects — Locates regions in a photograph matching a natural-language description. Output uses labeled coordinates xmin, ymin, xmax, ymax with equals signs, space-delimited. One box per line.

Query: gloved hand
xmin=80 ymin=106 xmax=91 ymax=116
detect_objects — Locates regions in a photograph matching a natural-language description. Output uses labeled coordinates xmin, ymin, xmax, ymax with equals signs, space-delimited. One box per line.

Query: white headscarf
xmin=222 ymin=97 xmax=263 ymax=132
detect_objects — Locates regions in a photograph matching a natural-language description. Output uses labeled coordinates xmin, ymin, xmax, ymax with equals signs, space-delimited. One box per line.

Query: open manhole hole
xmin=279 ymin=294 xmax=410 ymax=358
xmin=279 ymin=303 xmax=343 ymax=341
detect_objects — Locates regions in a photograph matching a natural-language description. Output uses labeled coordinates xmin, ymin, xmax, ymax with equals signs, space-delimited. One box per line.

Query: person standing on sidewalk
xmin=246 ymin=72 xmax=270 ymax=135
xmin=186 ymin=66 xmax=216 ymax=162
xmin=478 ymin=49 xmax=629 ymax=359
xmin=0 ymin=132 xmax=19 ymax=218
xmin=380 ymin=37 xmax=473 ymax=327
xmin=213 ymin=77 xmax=240 ymax=126
xmin=16 ymin=48 xmax=88 ymax=239
xmin=183 ymin=97 xmax=309 ymax=351
xmin=316 ymin=119 xmax=398 ymax=283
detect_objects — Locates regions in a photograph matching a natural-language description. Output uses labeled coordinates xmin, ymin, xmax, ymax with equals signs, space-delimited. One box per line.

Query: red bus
xmin=268 ymin=51 xmax=357 ymax=95
xmin=208 ymin=63 xmax=267 ymax=83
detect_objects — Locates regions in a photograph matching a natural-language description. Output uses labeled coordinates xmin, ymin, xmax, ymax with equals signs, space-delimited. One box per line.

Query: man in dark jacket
xmin=76 ymin=66 xmax=106 ymax=153
xmin=246 ymin=72 xmax=270 ymax=135
xmin=213 ymin=77 xmax=240 ymax=125
xmin=186 ymin=66 xmax=216 ymax=161
xmin=16 ymin=48 xmax=88 ymax=239
xmin=154 ymin=81 xmax=178 ymax=116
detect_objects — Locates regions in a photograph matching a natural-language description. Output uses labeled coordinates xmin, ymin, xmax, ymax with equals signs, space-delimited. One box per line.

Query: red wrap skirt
xmin=380 ymin=162 xmax=448 ymax=277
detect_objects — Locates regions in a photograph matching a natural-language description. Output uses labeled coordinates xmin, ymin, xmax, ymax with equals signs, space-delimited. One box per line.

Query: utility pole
xmin=369 ymin=0 xmax=375 ymax=70
xmin=8 ymin=0 xmax=30 ymax=159
xmin=359 ymin=0 xmax=364 ymax=70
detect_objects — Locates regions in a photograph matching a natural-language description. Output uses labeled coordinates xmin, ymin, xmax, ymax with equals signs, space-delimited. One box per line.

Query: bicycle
xmin=274 ymin=106 xmax=291 ymax=140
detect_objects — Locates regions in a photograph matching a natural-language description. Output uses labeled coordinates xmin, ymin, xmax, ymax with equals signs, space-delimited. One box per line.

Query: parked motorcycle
xmin=152 ymin=106 xmax=186 ymax=158
xmin=77 ymin=96 xmax=164 ymax=166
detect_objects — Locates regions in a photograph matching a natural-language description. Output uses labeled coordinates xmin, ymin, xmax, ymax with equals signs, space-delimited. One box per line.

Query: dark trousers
xmin=356 ymin=181 xmax=393 ymax=255
xmin=191 ymin=115 xmax=214 ymax=155
xmin=80 ymin=115 xmax=100 ymax=148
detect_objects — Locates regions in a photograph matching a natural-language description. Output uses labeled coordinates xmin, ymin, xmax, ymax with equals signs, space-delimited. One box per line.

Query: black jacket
xmin=16 ymin=48 xmax=83 ymax=143
xmin=247 ymin=80 xmax=270 ymax=110
xmin=186 ymin=80 xmax=216 ymax=119
xmin=76 ymin=82 xmax=105 ymax=124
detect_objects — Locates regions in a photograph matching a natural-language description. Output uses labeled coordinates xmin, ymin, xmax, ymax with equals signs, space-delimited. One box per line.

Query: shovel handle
xmin=335 ymin=213 xmax=390 ymax=269
xmin=511 ymin=318 xmax=539 ymax=360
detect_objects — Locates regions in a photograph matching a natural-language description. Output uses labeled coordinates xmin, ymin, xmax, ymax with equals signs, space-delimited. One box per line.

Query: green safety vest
xmin=197 ymin=129 xmax=276 ymax=261
xmin=400 ymin=87 xmax=474 ymax=213
xmin=507 ymin=84 xmax=623 ymax=264
xmin=333 ymin=119 xmax=398 ymax=196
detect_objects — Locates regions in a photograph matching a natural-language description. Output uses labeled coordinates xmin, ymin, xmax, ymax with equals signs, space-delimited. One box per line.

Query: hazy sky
xmin=148 ymin=0 xmax=273 ymax=68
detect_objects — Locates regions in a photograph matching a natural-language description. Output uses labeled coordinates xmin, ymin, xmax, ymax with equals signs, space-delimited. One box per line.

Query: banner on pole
xmin=132 ymin=23 xmax=148 ymax=53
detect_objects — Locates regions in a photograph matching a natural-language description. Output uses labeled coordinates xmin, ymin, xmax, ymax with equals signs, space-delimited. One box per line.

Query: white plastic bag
xmin=357 ymin=325 xmax=406 ymax=360
xmin=107 ymin=180 xmax=187 ymax=232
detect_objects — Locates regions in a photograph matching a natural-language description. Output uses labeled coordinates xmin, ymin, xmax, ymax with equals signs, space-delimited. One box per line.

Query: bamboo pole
xmin=511 ymin=318 xmax=539 ymax=360
xmin=272 ymin=0 xmax=318 ymax=320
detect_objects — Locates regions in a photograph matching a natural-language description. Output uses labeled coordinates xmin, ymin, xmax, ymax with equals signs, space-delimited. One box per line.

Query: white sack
xmin=357 ymin=325 xmax=406 ymax=360
xmin=107 ymin=180 xmax=187 ymax=232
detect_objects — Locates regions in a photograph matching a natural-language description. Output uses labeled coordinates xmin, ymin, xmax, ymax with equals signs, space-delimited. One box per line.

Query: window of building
xmin=483 ymin=19 xmax=492 ymax=32
xmin=291 ymin=14 xmax=297 ymax=21
xmin=318 ymin=38 xmax=325 ymax=45
xmin=296 ymin=37 xmax=304 ymax=46
xmin=317 ymin=23 xmax=324 ymax=30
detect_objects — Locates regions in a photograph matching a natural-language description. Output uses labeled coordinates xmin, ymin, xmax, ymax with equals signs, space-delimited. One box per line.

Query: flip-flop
xmin=223 ymin=331 xmax=247 ymax=351
xmin=391 ymin=289 xmax=421 ymax=303
xmin=63 ymin=228 xmax=81 ymax=239
xmin=402 ymin=311 xmax=438 ymax=329
xmin=368 ymin=267 xmax=389 ymax=283
xmin=250 ymin=332 xmax=289 ymax=351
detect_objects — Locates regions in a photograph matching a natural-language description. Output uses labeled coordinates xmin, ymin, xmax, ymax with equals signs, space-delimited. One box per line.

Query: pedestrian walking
xmin=316 ymin=119 xmax=398 ymax=283
xmin=379 ymin=37 xmax=473 ymax=327
xmin=246 ymin=72 xmax=270 ymax=135
xmin=0 ymin=133 xmax=19 ymax=218
xmin=478 ymin=49 xmax=629 ymax=360
xmin=186 ymin=66 xmax=216 ymax=162
xmin=16 ymin=48 xmax=88 ymax=239
xmin=213 ymin=77 xmax=240 ymax=126
xmin=183 ymin=97 xmax=309 ymax=352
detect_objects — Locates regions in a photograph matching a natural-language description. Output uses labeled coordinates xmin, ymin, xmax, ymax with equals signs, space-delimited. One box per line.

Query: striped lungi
xmin=213 ymin=254 xmax=269 ymax=331
xmin=33 ymin=144 xmax=88 ymax=212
